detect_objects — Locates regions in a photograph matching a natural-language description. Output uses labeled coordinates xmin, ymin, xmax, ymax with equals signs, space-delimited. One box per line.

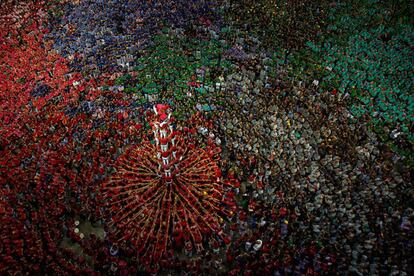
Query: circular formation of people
xmin=1 ymin=0 xmax=413 ymax=275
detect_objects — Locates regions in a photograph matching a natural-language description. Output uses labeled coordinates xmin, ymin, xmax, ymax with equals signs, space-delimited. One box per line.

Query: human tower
xmin=102 ymin=104 xmax=235 ymax=265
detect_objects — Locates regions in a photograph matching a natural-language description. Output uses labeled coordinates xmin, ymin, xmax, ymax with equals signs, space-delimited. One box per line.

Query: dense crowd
xmin=213 ymin=77 xmax=414 ymax=275
xmin=46 ymin=0 xmax=220 ymax=74
xmin=1 ymin=0 xmax=413 ymax=275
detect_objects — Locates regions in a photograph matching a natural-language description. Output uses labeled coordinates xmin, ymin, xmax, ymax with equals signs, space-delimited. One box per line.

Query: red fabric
xmin=279 ymin=207 xmax=287 ymax=217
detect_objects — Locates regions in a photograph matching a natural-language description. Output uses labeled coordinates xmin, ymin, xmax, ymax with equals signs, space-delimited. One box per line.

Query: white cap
xmin=253 ymin=240 xmax=262 ymax=251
